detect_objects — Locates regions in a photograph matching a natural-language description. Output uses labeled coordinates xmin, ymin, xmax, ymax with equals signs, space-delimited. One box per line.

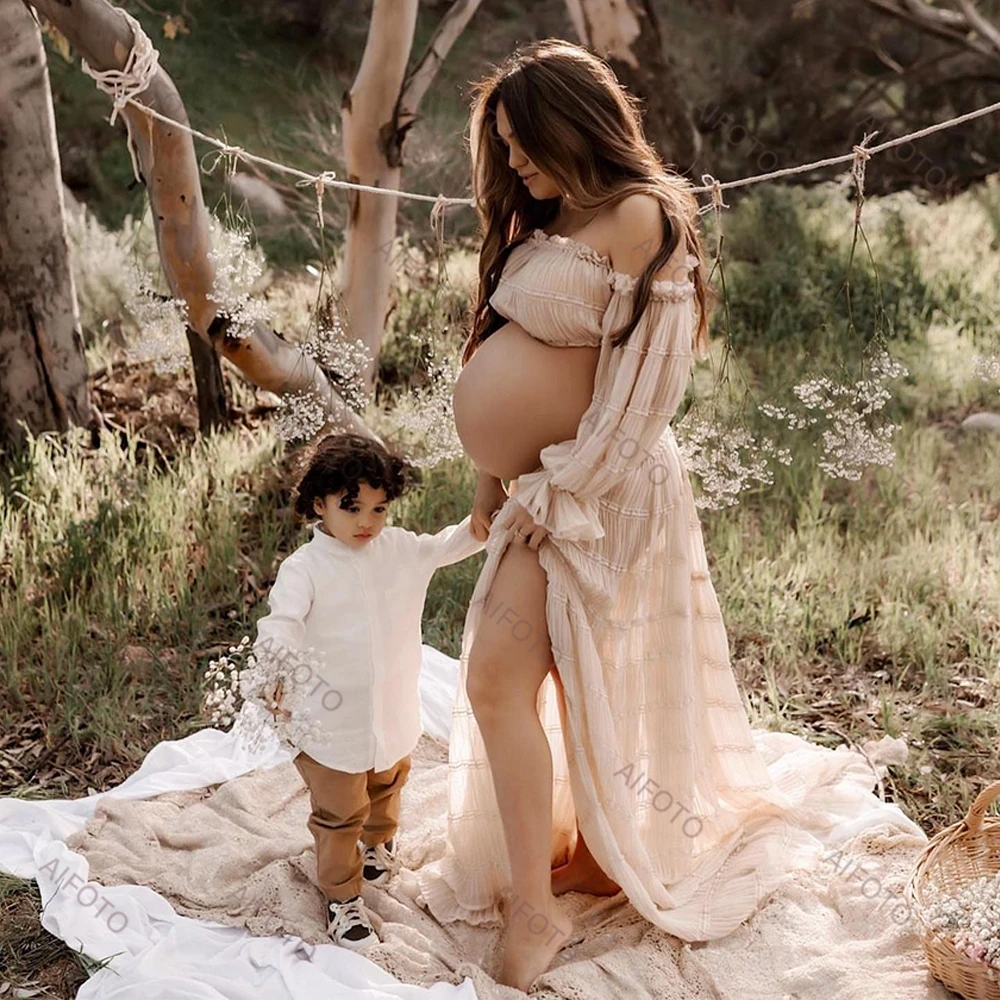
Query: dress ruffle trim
xmin=512 ymin=439 xmax=605 ymax=542
xmin=528 ymin=229 xmax=699 ymax=302
xmin=608 ymin=266 xmax=698 ymax=301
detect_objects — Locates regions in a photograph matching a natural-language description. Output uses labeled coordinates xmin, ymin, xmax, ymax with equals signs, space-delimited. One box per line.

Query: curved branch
xmin=30 ymin=0 xmax=379 ymax=442
xmin=400 ymin=0 xmax=483 ymax=119
xmin=955 ymin=0 xmax=1000 ymax=56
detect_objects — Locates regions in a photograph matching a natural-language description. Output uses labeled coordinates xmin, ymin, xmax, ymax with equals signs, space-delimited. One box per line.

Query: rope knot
xmin=429 ymin=193 xmax=450 ymax=246
xmin=696 ymin=174 xmax=730 ymax=217
xmin=79 ymin=9 xmax=159 ymax=184
xmin=850 ymin=131 xmax=878 ymax=222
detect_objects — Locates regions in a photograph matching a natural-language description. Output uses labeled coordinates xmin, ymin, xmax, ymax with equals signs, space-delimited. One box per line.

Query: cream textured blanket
xmin=66 ymin=731 xmax=951 ymax=999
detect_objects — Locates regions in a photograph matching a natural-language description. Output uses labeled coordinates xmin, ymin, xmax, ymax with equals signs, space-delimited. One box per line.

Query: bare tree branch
xmin=955 ymin=0 xmax=1000 ymax=55
xmin=401 ymin=0 xmax=482 ymax=118
xmin=860 ymin=0 xmax=1000 ymax=60
xmin=339 ymin=0 xmax=482 ymax=394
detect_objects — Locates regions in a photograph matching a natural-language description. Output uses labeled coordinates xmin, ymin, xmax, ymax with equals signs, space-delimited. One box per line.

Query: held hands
xmin=470 ymin=469 xmax=549 ymax=549
xmin=471 ymin=472 xmax=510 ymax=542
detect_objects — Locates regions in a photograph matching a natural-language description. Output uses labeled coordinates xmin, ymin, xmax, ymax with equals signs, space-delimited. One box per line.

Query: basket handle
xmin=964 ymin=781 xmax=1000 ymax=835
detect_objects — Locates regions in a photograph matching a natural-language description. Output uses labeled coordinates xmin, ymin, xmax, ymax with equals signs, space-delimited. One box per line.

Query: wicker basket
xmin=906 ymin=781 xmax=1000 ymax=1000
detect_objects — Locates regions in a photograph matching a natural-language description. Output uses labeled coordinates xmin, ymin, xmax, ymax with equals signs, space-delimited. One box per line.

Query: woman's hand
xmin=508 ymin=502 xmax=550 ymax=551
xmin=471 ymin=470 xmax=509 ymax=542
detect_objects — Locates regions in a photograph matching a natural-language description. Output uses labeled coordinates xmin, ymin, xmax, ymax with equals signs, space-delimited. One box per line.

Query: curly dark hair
xmin=292 ymin=433 xmax=423 ymax=519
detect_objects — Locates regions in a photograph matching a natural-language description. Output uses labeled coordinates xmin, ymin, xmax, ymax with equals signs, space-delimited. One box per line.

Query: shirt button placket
xmin=353 ymin=551 xmax=381 ymax=770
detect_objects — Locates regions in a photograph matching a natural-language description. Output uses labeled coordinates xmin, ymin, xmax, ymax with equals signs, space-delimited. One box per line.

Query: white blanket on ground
xmin=0 ymin=645 xmax=475 ymax=1000
xmin=0 ymin=644 xmax=951 ymax=1000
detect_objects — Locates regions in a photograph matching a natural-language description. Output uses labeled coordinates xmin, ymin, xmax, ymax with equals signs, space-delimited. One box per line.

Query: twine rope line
xmin=79 ymin=10 xmax=1000 ymax=217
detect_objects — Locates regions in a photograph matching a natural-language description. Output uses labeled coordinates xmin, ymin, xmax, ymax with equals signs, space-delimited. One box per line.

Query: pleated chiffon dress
xmin=412 ymin=227 xmax=904 ymax=942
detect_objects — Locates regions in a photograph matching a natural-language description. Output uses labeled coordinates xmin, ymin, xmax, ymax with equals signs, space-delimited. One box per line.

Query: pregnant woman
xmin=414 ymin=38 xmax=888 ymax=993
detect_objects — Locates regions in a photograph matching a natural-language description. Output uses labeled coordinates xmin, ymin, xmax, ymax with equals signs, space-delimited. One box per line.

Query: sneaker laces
xmin=329 ymin=897 xmax=371 ymax=938
xmin=364 ymin=841 xmax=397 ymax=873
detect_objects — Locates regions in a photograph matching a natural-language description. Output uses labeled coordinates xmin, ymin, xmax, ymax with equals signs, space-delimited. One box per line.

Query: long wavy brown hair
xmin=460 ymin=38 xmax=716 ymax=367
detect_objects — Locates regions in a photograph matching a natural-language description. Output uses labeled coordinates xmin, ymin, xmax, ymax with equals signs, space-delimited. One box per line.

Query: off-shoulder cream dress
xmin=412 ymin=228 xmax=911 ymax=942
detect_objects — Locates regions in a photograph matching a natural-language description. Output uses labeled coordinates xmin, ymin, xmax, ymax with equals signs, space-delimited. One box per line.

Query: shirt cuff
xmin=512 ymin=440 xmax=605 ymax=542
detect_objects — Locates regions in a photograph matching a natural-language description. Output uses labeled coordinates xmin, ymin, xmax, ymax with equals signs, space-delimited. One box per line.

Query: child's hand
xmin=471 ymin=472 xmax=509 ymax=541
xmin=261 ymin=678 xmax=292 ymax=723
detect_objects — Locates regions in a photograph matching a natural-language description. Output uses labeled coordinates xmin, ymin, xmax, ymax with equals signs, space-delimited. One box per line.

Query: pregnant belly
xmin=453 ymin=322 xmax=600 ymax=482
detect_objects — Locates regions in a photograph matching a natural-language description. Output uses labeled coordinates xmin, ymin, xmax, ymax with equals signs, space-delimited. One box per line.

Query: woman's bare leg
xmin=549 ymin=668 xmax=621 ymax=897
xmin=466 ymin=540 xmax=573 ymax=992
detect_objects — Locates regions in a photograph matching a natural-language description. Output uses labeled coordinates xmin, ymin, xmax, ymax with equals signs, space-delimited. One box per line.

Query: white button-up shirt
xmin=253 ymin=514 xmax=485 ymax=773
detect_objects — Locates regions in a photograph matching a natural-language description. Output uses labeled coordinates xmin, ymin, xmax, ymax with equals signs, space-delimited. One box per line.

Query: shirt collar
xmin=311 ymin=521 xmax=377 ymax=556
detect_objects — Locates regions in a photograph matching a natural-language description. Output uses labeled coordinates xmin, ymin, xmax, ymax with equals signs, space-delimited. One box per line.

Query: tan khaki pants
xmin=293 ymin=750 xmax=412 ymax=902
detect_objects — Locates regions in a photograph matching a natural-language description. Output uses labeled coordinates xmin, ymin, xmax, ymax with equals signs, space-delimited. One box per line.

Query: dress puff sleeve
xmin=511 ymin=255 xmax=699 ymax=542
xmin=253 ymin=554 xmax=315 ymax=659
xmin=415 ymin=513 xmax=487 ymax=573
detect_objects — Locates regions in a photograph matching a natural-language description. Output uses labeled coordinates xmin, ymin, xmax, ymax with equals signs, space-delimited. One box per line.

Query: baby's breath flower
xmin=760 ymin=345 xmax=908 ymax=480
xmin=382 ymin=342 xmax=464 ymax=468
xmin=300 ymin=320 xmax=373 ymax=415
xmin=926 ymin=871 xmax=1000 ymax=971
xmin=200 ymin=634 xmax=331 ymax=755
xmin=972 ymin=353 xmax=1000 ymax=389
xmin=274 ymin=389 xmax=341 ymax=443
xmin=206 ymin=223 xmax=272 ymax=339
xmin=122 ymin=262 xmax=189 ymax=374
xmin=675 ymin=412 xmax=789 ymax=510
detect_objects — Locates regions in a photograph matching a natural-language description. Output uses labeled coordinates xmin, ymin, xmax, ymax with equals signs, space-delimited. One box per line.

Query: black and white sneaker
xmin=360 ymin=837 xmax=396 ymax=886
xmin=326 ymin=894 xmax=378 ymax=950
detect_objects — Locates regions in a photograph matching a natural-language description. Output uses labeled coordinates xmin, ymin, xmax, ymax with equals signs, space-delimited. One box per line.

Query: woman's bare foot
xmin=550 ymin=831 xmax=621 ymax=896
xmin=550 ymin=857 xmax=620 ymax=896
xmin=498 ymin=892 xmax=574 ymax=992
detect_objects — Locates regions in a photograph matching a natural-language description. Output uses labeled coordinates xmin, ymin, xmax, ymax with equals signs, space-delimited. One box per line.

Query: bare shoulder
xmin=607 ymin=193 xmax=690 ymax=282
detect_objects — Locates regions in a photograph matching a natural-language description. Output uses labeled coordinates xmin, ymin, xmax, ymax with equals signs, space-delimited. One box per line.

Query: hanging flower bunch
xmin=385 ymin=342 xmax=465 ymax=469
xmin=206 ymin=223 xmax=272 ymax=340
xmin=122 ymin=261 xmax=190 ymax=375
xmin=675 ymin=411 xmax=792 ymax=510
xmin=972 ymin=353 xmax=1000 ymax=393
xmin=273 ymin=317 xmax=375 ymax=444
xmin=927 ymin=872 xmax=1000 ymax=979
xmin=762 ymin=346 xmax=909 ymax=481
xmin=202 ymin=635 xmax=332 ymax=755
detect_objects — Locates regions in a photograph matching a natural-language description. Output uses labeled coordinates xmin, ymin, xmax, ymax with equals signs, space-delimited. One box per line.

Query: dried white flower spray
xmin=202 ymin=634 xmax=331 ymax=756
xmin=927 ymin=871 xmax=1000 ymax=979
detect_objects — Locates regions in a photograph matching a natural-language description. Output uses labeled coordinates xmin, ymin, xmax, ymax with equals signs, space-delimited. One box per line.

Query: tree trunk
xmin=184 ymin=326 xmax=228 ymax=432
xmin=341 ymin=0 xmax=482 ymax=394
xmin=30 ymin=0 xmax=374 ymax=442
xmin=0 ymin=0 xmax=93 ymax=451
xmin=564 ymin=0 xmax=701 ymax=172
